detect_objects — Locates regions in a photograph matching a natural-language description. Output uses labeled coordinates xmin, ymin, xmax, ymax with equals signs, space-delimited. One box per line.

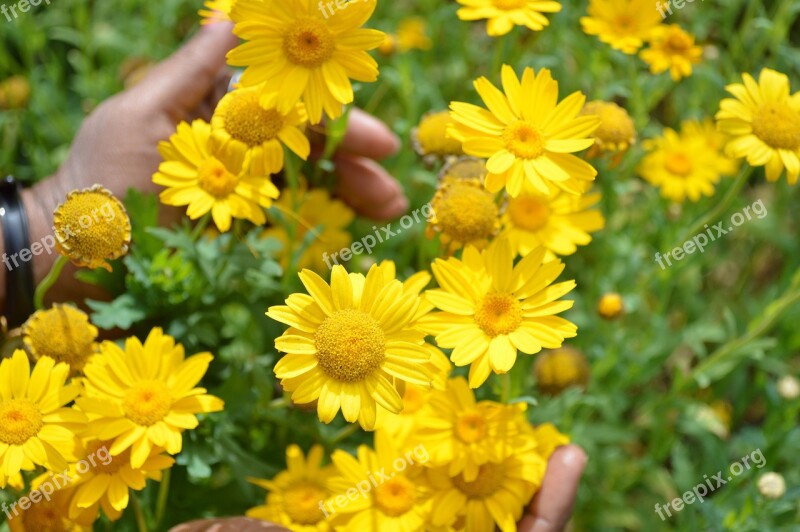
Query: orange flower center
xmin=198 ymin=157 xmax=239 ymax=198
xmin=224 ymin=90 xmax=284 ymax=146
xmin=455 ymin=411 xmax=487 ymax=443
xmin=283 ymin=18 xmax=335 ymax=69
xmin=315 ymin=309 xmax=386 ymax=382
xmin=283 ymin=481 xmax=328 ymax=525
xmin=665 ymin=31 xmax=693 ymax=53
xmin=401 ymin=386 xmax=427 ymax=414
xmin=0 ymin=398 xmax=43 ymax=445
xmin=475 ymin=293 xmax=522 ymax=337
xmin=374 ymin=476 xmax=417 ymax=517
xmin=86 ymin=440 xmax=129 ymax=476
xmin=751 ymin=102 xmax=800 ymax=151
xmin=452 ymin=462 xmax=506 ymax=498
xmin=664 ymin=152 xmax=693 ymax=177
xmin=508 ymin=195 xmax=551 ymax=232
xmin=431 ymin=180 xmax=498 ymax=244
xmin=123 ymin=380 xmax=173 ymax=426
xmin=504 ymin=121 xmax=545 ymax=159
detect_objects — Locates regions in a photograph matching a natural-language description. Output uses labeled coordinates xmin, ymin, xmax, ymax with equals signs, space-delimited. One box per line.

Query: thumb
xmin=137 ymin=21 xmax=239 ymax=114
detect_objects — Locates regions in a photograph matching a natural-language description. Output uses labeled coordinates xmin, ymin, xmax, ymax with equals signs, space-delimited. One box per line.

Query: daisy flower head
xmin=449 ymin=65 xmax=600 ymax=198
xmin=267 ymin=264 xmax=435 ymax=431
xmin=263 ymin=182 xmax=355 ymax=273
xmin=211 ymin=85 xmax=310 ymax=176
xmin=53 ymin=186 xmax=131 ymax=272
xmin=580 ymin=100 xmax=636 ymax=158
xmin=393 ymin=17 xmax=433 ymax=53
xmin=0 ymin=350 xmax=85 ymax=488
xmin=76 ymin=328 xmax=224 ymax=468
xmin=637 ymin=126 xmax=730 ymax=202
xmin=716 ymin=68 xmax=800 ymax=184
xmin=640 ymin=24 xmax=702 ymax=82
xmin=533 ymin=346 xmax=590 ymax=395
xmin=597 ymin=292 xmax=624 ymax=319
xmin=423 ymin=238 xmax=578 ymax=388
xmin=411 ymin=110 xmax=464 ymax=163
xmin=7 ymin=481 xmax=92 ymax=532
xmin=580 ymin=0 xmax=664 ymax=54
xmin=247 ymin=445 xmax=334 ymax=531
xmin=327 ymin=431 xmax=432 ymax=530
xmin=199 ymin=0 xmax=235 ymax=25
xmin=500 ymin=181 xmax=605 ymax=259
xmin=67 ymin=440 xmax=174 ymax=522
xmin=456 ymin=0 xmax=562 ymax=37
xmin=153 ymin=119 xmax=280 ymax=232
xmin=227 ymin=0 xmax=385 ymax=125
xmin=23 ymin=304 xmax=98 ymax=374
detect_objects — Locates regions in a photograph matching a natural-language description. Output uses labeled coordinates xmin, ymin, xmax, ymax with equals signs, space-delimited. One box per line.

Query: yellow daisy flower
xmin=23 ymin=305 xmax=98 ymax=374
xmin=449 ymin=65 xmax=600 ymax=197
xmin=716 ymin=68 xmax=800 ymax=184
xmin=67 ymin=440 xmax=174 ymax=522
xmin=0 ymin=350 xmax=85 ymax=488
xmin=427 ymin=438 xmax=546 ymax=532
xmin=414 ymin=377 xmax=525 ymax=480
xmin=681 ymin=118 xmax=739 ymax=176
xmin=53 ymin=186 xmax=131 ymax=272
xmin=597 ymin=292 xmax=624 ymax=319
xmin=227 ymin=0 xmax=385 ymax=124
xmin=211 ymin=85 xmax=310 ymax=176
xmin=76 ymin=328 xmax=224 ymax=468
xmin=640 ymin=24 xmax=702 ymax=81
xmin=500 ymin=182 xmax=605 ymax=259
xmin=327 ymin=431 xmax=432 ymax=530
xmin=580 ymin=100 xmax=636 ymax=158
xmin=580 ymin=0 xmax=664 ymax=54
xmin=264 ymin=184 xmax=355 ymax=273
xmin=199 ymin=0 xmax=234 ymax=25
xmin=395 ymin=17 xmax=432 ymax=52
xmin=373 ymin=384 xmax=432 ymax=449
xmin=153 ymin=120 xmax=280 ymax=232
xmin=423 ymin=238 xmax=577 ymax=388
xmin=247 ymin=445 xmax=334 ymax=531
xmin=426 ymin=161 xmax=501 ymax=253
xmin=456 ymin=0 xmax=562 ymax=36
xmin=637 ymin=126 xmax=729 ymax=202
xmin=267 ymin=264 xmax=434 ymax=430
xmin=7 ymin=483 xmax=92 ymax=532
xmin=533 ymin=346 xmax=590 ymax=395
xmin=412 ymin=111 xmax=464 ymax=162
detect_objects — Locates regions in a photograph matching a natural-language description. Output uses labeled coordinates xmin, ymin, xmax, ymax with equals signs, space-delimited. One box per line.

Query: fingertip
xmin=342 ymin=108 xmax=402 ymax=160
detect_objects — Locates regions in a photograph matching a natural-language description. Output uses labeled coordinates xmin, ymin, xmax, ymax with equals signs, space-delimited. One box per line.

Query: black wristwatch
xmin=0 ymin=175 xmax=35 ymax=328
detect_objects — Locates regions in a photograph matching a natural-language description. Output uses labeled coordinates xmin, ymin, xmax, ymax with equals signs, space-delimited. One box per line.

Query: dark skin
xmin=2 ymin=21 xmax=587 ymax=529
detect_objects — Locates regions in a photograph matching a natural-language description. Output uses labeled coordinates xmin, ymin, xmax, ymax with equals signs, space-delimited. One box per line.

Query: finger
xmin=136 ymin=21 xmax=239 ymax=116
xmin=309 ymin=109 xmax=401 ymax=161
xmin=334 ymin=153 xmax=408 ymax=221
xmin=518 ymin=445 xmax=587 ymax=532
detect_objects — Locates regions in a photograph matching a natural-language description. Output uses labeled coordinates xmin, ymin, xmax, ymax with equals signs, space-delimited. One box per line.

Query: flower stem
xmin=500 ymin=372 xmax=511 ymax=404
xmin=190 ymin=213 xmax=211 ymax=242
xmin=330 ymin=423 xmax=358 ymax=445
xmin=678 ymin=165 xmax=752 ymax=244
xmin=33 ymin=255 xmax=68 ymax=310
xmin=131 ymin=494 xmax=149 ymax=532
xmin=154 ymin=468 xmax=171 ymax=530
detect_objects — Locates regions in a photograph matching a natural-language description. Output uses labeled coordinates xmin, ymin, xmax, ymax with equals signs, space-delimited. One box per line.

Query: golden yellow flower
xmin=0 ymin=75 xmax=31 ymax=110
xmin=533 ymin=346 xmax=590 ymax=395
xmin=426 ymin=162 xmax=500 ymax=252
xmin=580 ymin=0 xmax=664 ymax=54
xmin=412 ymin=111 xmax=464 ymax=161
xmin=247 ymin=445 xmax=334 ymax=531
xmin=7 ymin=482 xmax=92 ymax=532
xmin=681 ymin=118 xmax=738 ymax=176
xmin=199 ymin=0 xmax=234 ymax=25
xmin=396 ymin=17 xmax=432 ymax=51
xmin=267 ymin=265 xmax=435 ymax=430
xmin=637 ymin=126 xmax=731 ymax=202
xmin=211 ymin=85 xmax=310 ymax=176
xmin=23 ymin=304 xmax=98 ymax=374
xmin=716 ymin=68 xmax=800 ymax=184
xmin=0 ymin=350 xmax=86 ymax=488
xmin=500 ymin=182 xmax=604 ymax=258
xmin=53 ymin=186 xmax=131 ymax=272
xmin=531 ymin=422 xmax=570 ymax=460
xmin=581 ymin=100 xmax=636 ymax=157
xmin=597 ymin=292 xmax=624 ymax=319
xmin=264 ymin=183 xmax=355 ymax=273
xmin=77 ymin=328 xmax=224 ymax=468
xmin=456 ymin=0 xmax=562 ymax=36
xmin=153 ymin=120 xmax=280 ymax=232
xmin=640 ymin=24 xmax=702 ymax=81
xmin=449 ymin=65 xmax=600 ymax=197
xmin=227 ymin=0 xmax=385 ymax=124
